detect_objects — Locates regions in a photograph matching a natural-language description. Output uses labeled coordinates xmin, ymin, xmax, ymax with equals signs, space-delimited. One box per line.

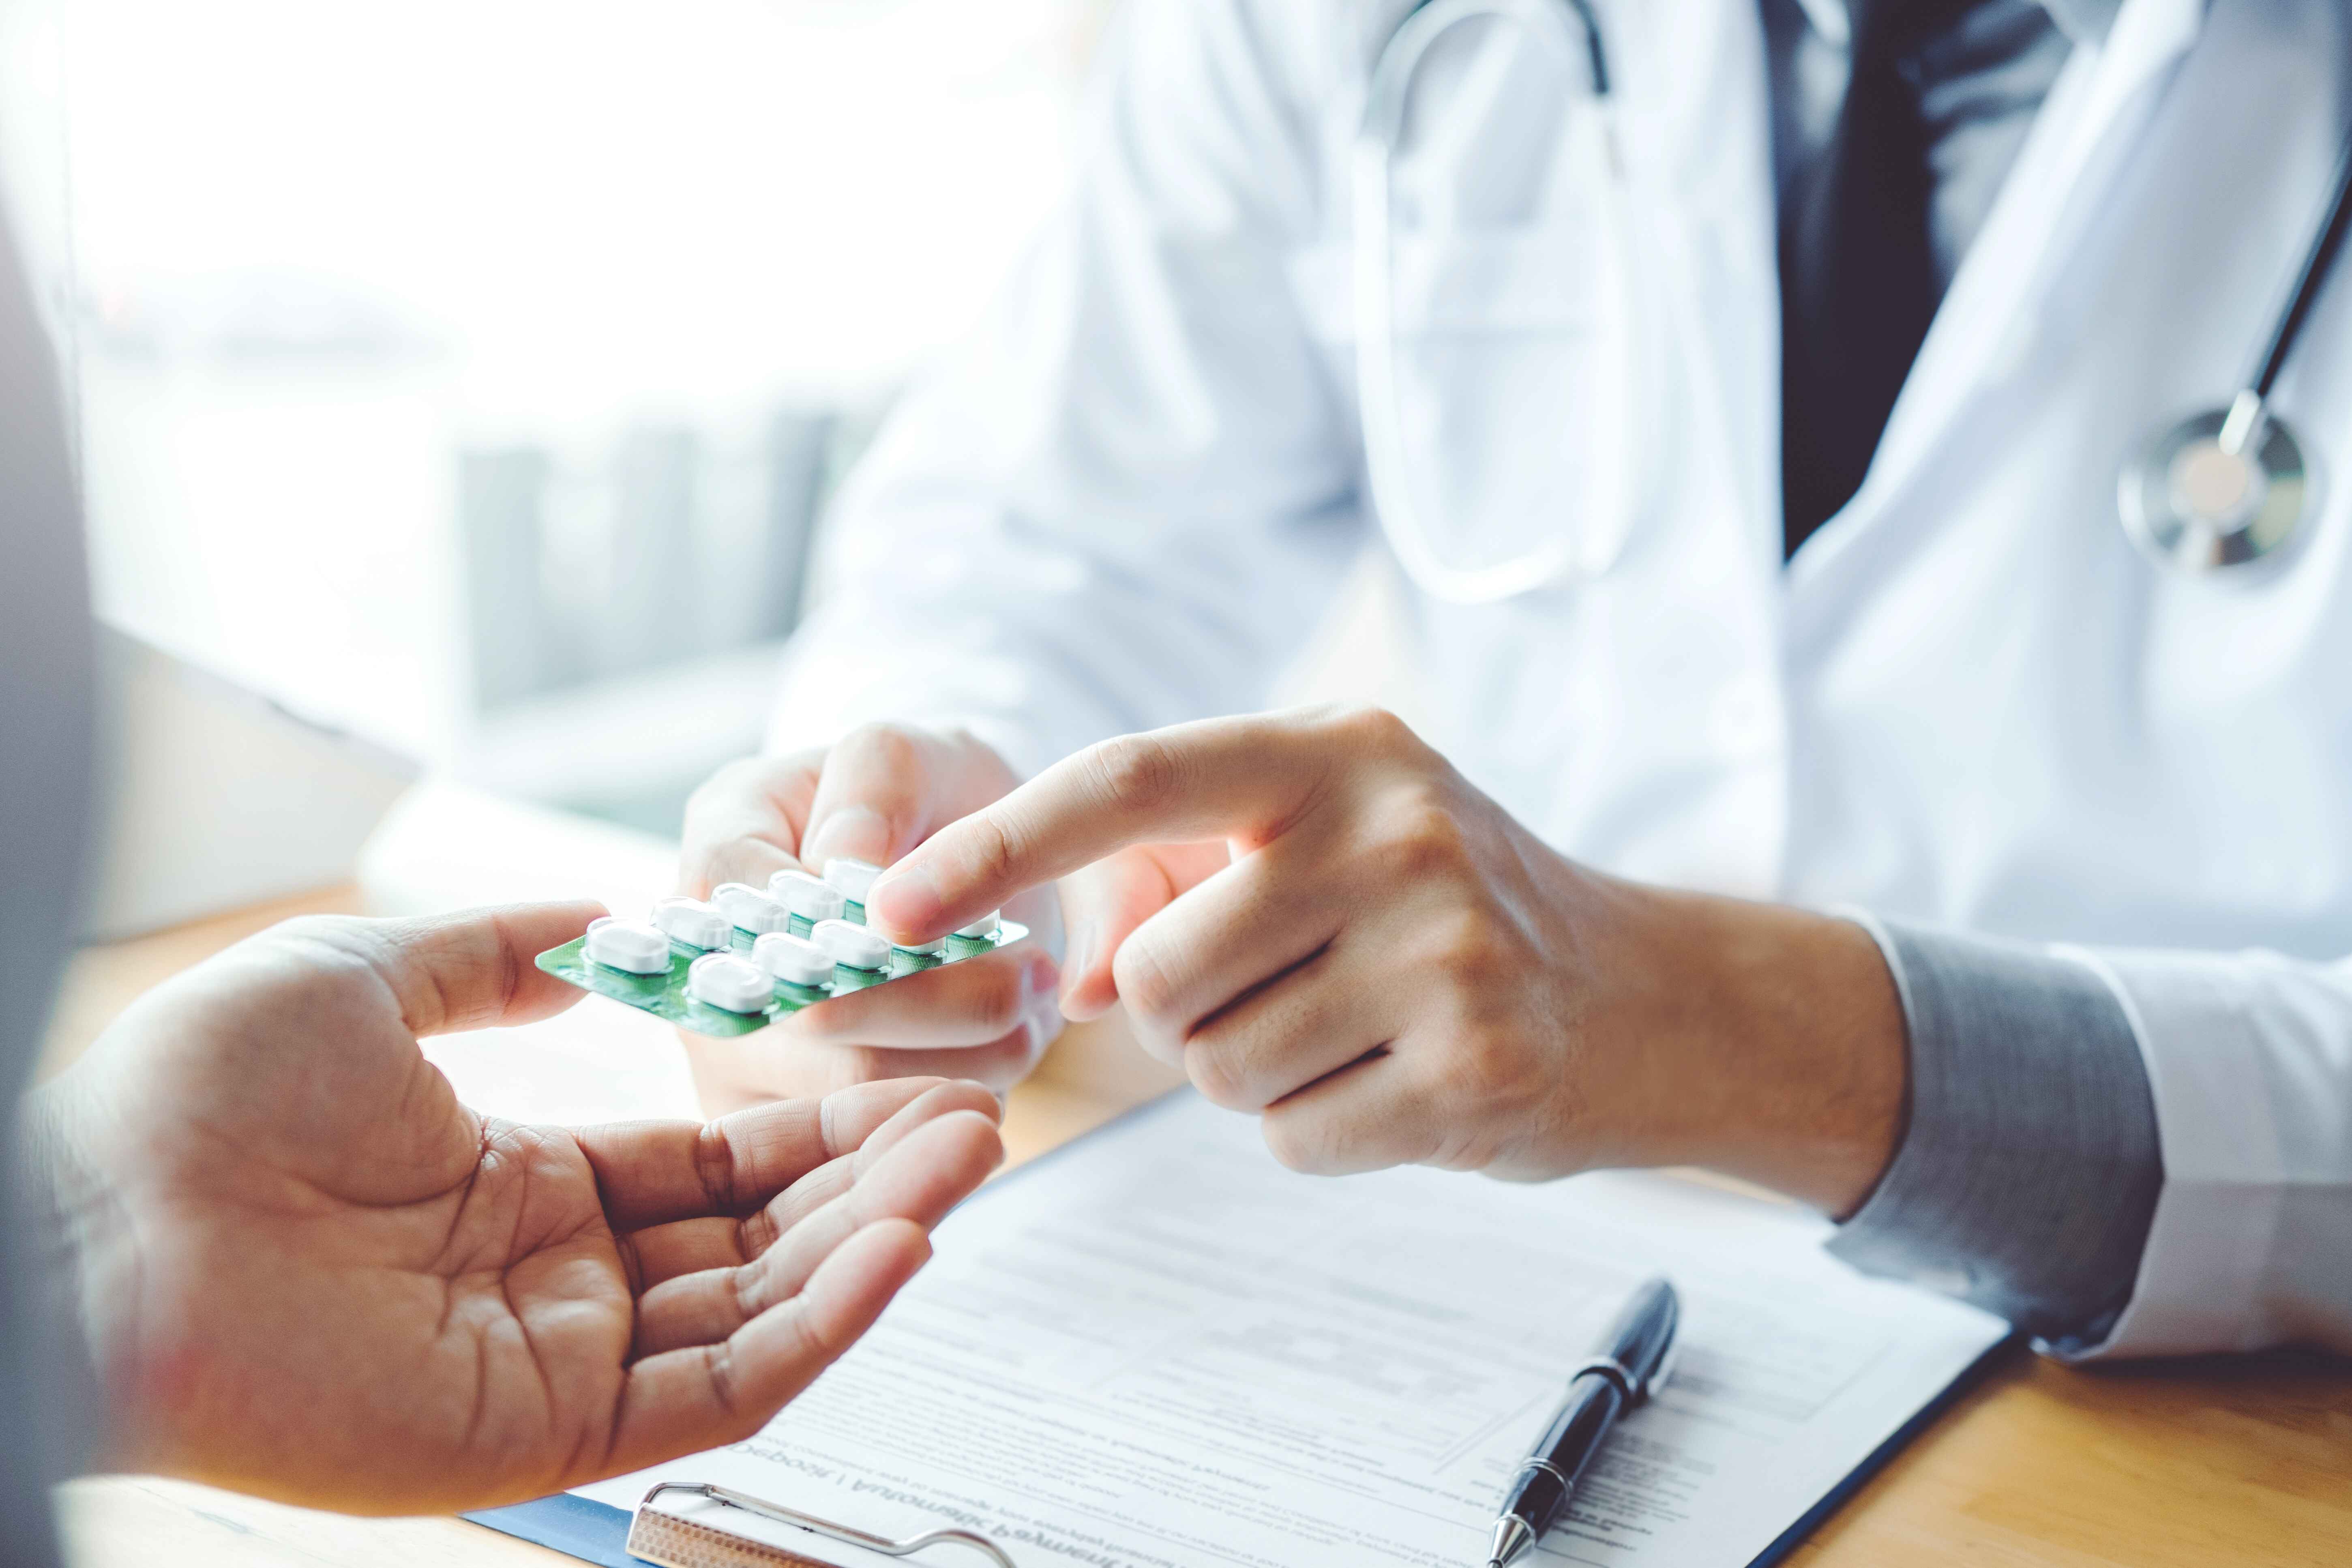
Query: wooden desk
xmin=45 ymin=894 xmax=2352 ymax=1568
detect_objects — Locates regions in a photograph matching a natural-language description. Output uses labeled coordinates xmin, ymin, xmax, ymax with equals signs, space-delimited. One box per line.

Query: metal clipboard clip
xmin=628 ymin=1481 xmax=1021 ymax=1568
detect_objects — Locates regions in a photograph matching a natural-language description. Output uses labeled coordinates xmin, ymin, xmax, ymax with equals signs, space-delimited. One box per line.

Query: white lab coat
xmin=772 ymin=0 xmax=2352 ymax=1356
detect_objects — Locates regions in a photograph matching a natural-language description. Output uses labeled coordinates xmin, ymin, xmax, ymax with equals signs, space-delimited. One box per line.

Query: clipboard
xmin=467 ymin=1090 xmax=2013 ymax=1568
xmin=466 ymin=1343 xmax=2007 ymax=1568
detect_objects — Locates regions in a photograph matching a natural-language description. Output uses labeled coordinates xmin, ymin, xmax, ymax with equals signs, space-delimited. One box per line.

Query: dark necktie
xmin=1777 ymin=0 xmax=2068 ymax=555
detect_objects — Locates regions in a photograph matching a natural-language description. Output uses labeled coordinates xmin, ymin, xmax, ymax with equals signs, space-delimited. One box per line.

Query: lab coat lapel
xmin=1786 ymin=0 xmax=2210 ymax=593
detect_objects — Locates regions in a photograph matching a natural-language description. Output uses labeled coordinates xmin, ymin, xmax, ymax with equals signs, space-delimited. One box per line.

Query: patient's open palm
xmin=37 ymin=905 xmax=1001 ymax=1513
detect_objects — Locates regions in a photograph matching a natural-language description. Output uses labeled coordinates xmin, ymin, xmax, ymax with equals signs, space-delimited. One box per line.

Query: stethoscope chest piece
xmin=2117 ymin=127 xmax=2352 ymax=577
xmin=2119 ymin=397 xmax=2311 ymax=573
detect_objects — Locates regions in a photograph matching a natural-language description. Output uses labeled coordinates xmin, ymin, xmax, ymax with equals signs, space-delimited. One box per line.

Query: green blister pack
xmin=537 ymin=900 xmax=1026 ymax=1039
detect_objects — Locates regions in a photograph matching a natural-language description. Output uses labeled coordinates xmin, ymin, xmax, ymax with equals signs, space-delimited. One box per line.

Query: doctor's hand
xmin=864 ymin=706 xmax=1907 ymax=1214
xmin=677 ymin=724 xmax=1064 ymax=1112
xmin=27 ymin=904 xmax=1003 ymax=1513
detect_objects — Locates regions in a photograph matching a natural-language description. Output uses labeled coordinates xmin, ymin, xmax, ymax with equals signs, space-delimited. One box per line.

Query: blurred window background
xmin=1 ymin=0 xmax=1111 ymax=836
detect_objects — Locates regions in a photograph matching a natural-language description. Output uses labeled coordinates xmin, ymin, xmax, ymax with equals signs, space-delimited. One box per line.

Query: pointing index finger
xmin=865 ymin=714 xmax=1325 ymax=944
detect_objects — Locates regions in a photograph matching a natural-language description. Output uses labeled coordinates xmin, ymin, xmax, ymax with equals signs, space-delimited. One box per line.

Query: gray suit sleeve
xmin=1827 ymin=920 xmax=2163 ymax=1351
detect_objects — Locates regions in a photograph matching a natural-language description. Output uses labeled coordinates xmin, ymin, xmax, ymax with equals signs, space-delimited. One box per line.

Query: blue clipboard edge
xmin=466 ymin=1491 xmax=637 ymax=1566
xmin=1745 ymin=1329 xmax=2024 ymax=1568
xmin=465 ymin=1089 xmax=2022 ymax=1568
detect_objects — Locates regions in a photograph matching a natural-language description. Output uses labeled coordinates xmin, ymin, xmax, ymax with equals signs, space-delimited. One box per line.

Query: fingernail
xmin=866 ymin=861 xmax=944 ymax=942
xmin=803 ymin=806 xmax=890 ymax=870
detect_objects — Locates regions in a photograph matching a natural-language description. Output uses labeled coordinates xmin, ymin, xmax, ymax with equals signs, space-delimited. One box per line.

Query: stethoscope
xmin=2119 ymin=130 xmax=2352 ymax=575
xmin=1357 ymin=0 xmax=2352 ymax=599
xmin=1353 ymin=0 xmax=1640 ymax=605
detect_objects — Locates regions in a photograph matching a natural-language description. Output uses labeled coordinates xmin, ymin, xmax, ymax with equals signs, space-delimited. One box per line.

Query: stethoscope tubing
xmin=1555 ymin=0 xmax=1610 ymax=93
xmin=2249 ymin=128 xmax=2352 ymax=402
xmin=1368 ymin=8 xmax=2352 ymax=586
xmin=1354 ymin=0 xmax=1631 ymax=604
xmin=1396 ymin=0 xmax=1612 ymax=88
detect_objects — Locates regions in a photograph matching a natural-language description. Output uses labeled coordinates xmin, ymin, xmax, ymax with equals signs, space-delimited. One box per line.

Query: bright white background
xmin=4 ymin=0 xmax=1107 ymax=811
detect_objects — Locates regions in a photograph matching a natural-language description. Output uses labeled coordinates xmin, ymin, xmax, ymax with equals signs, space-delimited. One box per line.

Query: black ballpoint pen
xmin=1485 ymin=1276 xmax=1681 ymax=1568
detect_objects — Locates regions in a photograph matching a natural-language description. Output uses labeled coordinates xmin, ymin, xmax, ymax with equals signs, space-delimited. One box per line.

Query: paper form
xmin=581 ymin=1092 xmax=2009 ymax=1568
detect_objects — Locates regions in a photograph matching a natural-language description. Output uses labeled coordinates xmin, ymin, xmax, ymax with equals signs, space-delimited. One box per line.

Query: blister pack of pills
xmin=535 ymin=857 xmax=1024 ymax=1037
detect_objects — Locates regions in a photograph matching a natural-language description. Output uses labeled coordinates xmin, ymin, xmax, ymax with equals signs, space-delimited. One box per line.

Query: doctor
xmin=682 ymin=0 xmax=2352 ymax=1359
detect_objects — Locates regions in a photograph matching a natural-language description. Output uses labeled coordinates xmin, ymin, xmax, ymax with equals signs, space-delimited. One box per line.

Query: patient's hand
xmin=28 ymin=904 xmax=1002 ymax=1513
xmin=677 ymin=724 xmax=1063 ymax=1111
